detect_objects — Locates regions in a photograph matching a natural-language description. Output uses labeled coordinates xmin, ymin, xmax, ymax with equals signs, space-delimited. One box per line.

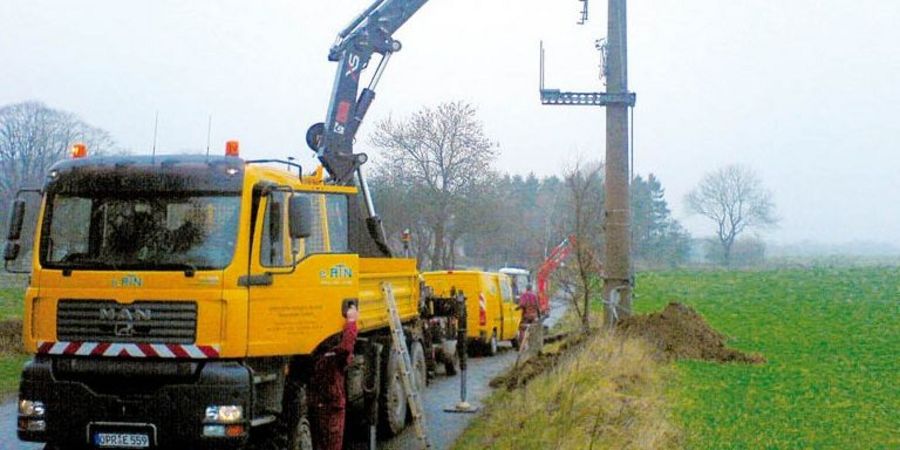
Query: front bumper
xmin=18 ymin=356 xmax=252 ymax=449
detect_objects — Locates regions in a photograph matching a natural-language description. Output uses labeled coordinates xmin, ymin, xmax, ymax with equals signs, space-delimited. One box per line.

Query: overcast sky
xmin=2 ymin=0 xmax=898 ymax=247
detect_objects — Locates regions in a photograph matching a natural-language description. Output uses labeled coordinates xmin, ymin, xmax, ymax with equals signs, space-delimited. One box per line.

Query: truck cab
xmin=499 ymin=267 xmax=531 ymax=301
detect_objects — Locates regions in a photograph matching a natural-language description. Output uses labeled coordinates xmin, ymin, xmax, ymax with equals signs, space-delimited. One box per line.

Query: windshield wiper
xmin=152 ymin=262 xmax=199 ymax=278
xmin=54 ymin=256 xmax=120 ymax=272
xmin=147 ymin=262 xmax=198 ymax=278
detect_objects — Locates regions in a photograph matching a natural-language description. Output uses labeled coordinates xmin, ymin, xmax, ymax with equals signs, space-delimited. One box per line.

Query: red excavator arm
xmin=536 ymin=235 xmax=575 ymax=314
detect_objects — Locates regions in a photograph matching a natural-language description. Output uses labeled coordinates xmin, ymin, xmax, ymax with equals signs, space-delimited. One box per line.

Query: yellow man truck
xmin=421 ymin=271 xmax=521 ymax=356
xmin=4 ymin=151 xmax=439 ymax=449
xmin=3 ymin=0 xmax=458 ymax=447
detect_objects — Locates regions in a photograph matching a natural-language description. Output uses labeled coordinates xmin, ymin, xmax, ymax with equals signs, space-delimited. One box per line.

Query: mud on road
xmin=377 ymin=296 xmax=569 ymax=450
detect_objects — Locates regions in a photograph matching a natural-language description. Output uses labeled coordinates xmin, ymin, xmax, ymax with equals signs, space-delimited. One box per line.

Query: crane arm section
xmin=308 ymin=0 xmax=431 ymax=185
xmin=536 ymin=235 xmax=576 ymax=314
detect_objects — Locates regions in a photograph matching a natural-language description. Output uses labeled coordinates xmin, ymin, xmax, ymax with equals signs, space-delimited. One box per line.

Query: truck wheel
xmin=410 ymin=340 xmax=427 ymax=391
xmin=254 ymin=380 xmax=313 ymax=450
xmin=379 ymin=347 xmax=408 ymax=437
xmin=487 ymin=333 xmax=499 ymax=356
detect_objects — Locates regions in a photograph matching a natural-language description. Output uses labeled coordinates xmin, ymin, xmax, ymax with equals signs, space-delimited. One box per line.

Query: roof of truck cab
xmin=45 ymin=154 xmax=246 ymax=193
xmin=48 ymin=154 xmax=241 ymax=171
xmin=48 ymin=154 xmax=359 ymax=194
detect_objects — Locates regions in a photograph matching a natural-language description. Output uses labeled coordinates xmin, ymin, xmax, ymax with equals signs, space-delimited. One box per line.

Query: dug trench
xmin=493 ymin=302 xmax=765 ymax=391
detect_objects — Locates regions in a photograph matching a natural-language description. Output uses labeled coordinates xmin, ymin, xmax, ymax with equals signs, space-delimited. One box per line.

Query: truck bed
xmin=356 ymin=257 xmax=420 ymax=332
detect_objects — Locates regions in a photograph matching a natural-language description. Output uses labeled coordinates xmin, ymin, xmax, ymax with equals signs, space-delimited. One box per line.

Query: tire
xmin=252 ymin=380 xmax=313 ymax=450
xmin=487 ymin=333 xmax=499 ymax=356
xmin=410 ymin=340 xmax=427 ymax=392
xmin=379 ymin=347 xmax=408 ymax=437
xmin=511 ymin=335 xmax=519 ymax=350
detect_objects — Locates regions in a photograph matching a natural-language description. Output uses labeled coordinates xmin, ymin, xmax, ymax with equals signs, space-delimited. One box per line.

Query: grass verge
xmin=0 ymin=274 xmax=26 ymax=396
xmin=454 ymin=329 xmax=679 ymax=450
xmin=0 ymin=274 xmax=25 ymax=321
xmin=0 ymin=355 xmax=28 ymax=395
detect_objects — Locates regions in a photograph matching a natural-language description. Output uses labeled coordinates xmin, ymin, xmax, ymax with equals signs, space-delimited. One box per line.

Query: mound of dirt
xmin=618 ymin=303 xmax=764 ymax=364
xmin=0 ymin=319 xmax=25 ymax=355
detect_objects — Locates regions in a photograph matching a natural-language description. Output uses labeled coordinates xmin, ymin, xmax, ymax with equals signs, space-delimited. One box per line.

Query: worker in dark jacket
xmin=517 ymin=285 xmax=541 ymax=346
xmin=517 ymin=285 xmax=541 ymax=323
xmin=310 ymin=305 xmax=359 ymax=450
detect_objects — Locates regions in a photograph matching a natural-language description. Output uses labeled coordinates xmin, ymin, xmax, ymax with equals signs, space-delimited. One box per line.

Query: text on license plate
xmin=93 ymin=432 xmax=150 ymax=448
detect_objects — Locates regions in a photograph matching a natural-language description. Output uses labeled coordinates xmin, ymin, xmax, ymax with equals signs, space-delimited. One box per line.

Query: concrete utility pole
xmin=541 ymin=0 xmax=635 ymax=326
xmin=602 ymin=0 xmax=632 ymax=325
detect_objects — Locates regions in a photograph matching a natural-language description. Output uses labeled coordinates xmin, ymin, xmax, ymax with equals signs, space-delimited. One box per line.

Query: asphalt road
xmin=0 ymin=297 xmax=568 ymax=450
xmin=380 ymin=295 xmax=569 ymax=450
xmin=0 ymin=395 xmax=40 ymax=450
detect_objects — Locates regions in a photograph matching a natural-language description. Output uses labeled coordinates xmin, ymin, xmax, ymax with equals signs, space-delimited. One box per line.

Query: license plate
xmin=93 ymin=432 xmax=151 ymax=448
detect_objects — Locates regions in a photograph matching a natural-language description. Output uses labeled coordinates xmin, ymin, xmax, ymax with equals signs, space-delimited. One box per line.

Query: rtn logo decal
xmin=111 ymin=274 xmax=142 ymax=288
xmin=320 ymin=264 xmax=353 ymax=285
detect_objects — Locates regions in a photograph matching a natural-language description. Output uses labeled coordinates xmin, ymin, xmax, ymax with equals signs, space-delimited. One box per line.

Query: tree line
xmin=1 ymin=100 xmax=775 ymax=270
xmin=0 ymin=101 xmax=116 ymax=233
xmin=367 ymin=101 xmax=695 ymax=272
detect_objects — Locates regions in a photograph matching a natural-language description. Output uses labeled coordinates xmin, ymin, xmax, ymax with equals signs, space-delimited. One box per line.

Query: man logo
xmin=99 ymin=306 xmax=152 ymax=337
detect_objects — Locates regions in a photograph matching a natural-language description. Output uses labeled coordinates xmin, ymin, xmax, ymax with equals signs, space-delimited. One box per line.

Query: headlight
xmin=204 ymin=405 xmax=243 ymax=424
xmin=18 ymin=400 xmax=45 ymax=417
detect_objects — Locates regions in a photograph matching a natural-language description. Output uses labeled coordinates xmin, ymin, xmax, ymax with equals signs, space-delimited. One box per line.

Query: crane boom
xmin=536 ymin=235 xmax=576 ymax=314
xmin=305 ymin=0 xmax=432 ymax=258
xmin=308 ymin=0 xmax=431 ymax=185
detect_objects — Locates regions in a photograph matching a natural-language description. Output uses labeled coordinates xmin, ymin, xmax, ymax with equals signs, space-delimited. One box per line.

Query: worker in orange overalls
xmin=309 ymin=305 xmax=359 ymax=450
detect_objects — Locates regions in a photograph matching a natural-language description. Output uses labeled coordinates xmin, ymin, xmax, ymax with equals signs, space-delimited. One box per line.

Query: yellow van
xmin=421 ymin=271 xmax=521 ymax=355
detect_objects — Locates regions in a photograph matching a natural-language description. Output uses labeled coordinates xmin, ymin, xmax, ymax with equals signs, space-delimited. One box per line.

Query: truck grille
xmin=57 ymin=300 xmax=197 ymax=344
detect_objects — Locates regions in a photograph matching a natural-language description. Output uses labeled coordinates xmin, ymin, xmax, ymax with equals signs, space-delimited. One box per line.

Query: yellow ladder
xmin=382 ymin=282 xmax=432 ymax=449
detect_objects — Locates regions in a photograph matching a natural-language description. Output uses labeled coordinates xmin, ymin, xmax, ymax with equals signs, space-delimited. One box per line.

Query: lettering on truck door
xmin=245 ymin=190 xmax=357 ymax=356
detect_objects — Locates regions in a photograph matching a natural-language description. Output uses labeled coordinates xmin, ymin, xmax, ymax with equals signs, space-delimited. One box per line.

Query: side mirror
xmin=6 ymin=200 xmax=25 ymax=241
xmin=289 ymin=196 xmax=313 ymax=240
xmin=3 ymin=242 xmax=20 ymax=262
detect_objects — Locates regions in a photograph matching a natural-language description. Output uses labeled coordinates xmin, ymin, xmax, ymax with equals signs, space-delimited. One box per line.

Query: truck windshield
xmin=40 ymin=194 xmax=241 ymax=271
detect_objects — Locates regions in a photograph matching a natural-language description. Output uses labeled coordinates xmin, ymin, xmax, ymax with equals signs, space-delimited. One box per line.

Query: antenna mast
xmin=205 ymin=115 xmax=212 ymax=159
xmin=151 ymin=111 xmax=159 ymax=160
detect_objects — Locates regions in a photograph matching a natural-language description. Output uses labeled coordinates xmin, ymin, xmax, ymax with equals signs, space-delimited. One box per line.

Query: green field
xmin=635 ymin=267 xmax=899 ymax=449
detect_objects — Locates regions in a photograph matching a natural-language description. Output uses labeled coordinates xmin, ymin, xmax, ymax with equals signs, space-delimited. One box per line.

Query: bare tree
xmin=370 ymin=101 xmax=497 ymax=270
xmin=0 ymin=101 xmax=116 ymax=227
xmin=563 ymin=160 xmax=605 ymax=331
xmin=685 ymin=164 xmax=777 ymax=266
